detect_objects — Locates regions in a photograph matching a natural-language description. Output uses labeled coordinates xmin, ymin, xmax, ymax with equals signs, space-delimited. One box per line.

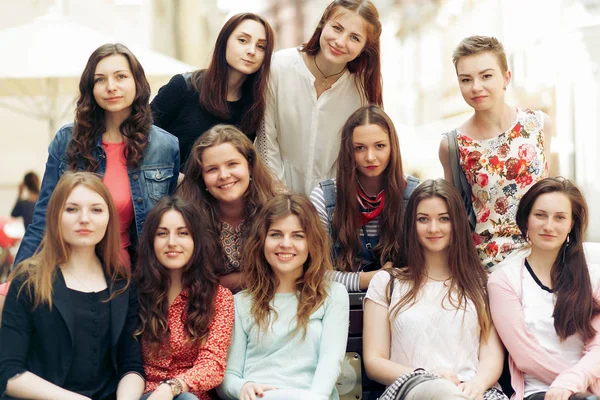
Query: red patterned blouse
xmin=142 ymin=285 xmax=234 ymax=399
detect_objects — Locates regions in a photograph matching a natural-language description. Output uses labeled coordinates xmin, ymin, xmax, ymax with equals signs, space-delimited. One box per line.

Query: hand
xmin=17 ymin=183 xmax=24 ymax=197
xmin=146 ymin=384 xmax=175 ymax=400
xmin=544 ymin=387 xmax=573 ymax=400
xmin=382 ymin=261 xmax=393 ymax=269
xmin=457 ymin=381 xmax=484 ymax=400
xmin=240 ymin=382 xmax=277 ymax=400
xmin=432 ymin=367 xmax=460 ymax=385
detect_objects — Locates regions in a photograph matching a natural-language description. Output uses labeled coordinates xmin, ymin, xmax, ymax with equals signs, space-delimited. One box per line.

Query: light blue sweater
xmin=217 ymin=282 xmax=349 ymax=400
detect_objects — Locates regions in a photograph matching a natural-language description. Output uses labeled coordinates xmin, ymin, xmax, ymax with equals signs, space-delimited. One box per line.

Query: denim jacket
xmin=14 ymin=123 xmax=180 ymax=266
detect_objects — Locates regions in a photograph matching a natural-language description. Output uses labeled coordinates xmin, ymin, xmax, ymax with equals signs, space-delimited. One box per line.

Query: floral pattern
xmin=458 ymin=108 xmax=548 ymax=270
xmin=220 ymin=221 xmax=245 ymax=274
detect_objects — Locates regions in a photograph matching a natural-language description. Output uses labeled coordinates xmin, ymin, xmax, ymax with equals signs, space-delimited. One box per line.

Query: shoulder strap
xmin=444 ymin=130 xmax=476 ymax=231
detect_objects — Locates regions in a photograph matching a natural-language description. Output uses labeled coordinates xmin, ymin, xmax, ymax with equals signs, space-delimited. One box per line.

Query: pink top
xmin=488 ymin=257 xmax=600 ymax=399
xmin=102 ymin=141 xmax=133 ymax=270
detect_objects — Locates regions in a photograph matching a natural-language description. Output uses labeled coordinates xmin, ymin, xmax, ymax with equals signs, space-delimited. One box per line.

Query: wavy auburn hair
xmin=333 ymin=105 xmax=406 ymax=271
xmin=242 ymin=193 xmax=332 ymax=339
xmin=302 ymin=0 xmax=383 ymax=106
xmin=193 ymin=13 xmax=274 ymax=136
xmin=134 ymin=195 xmax=220 ymax=351
xmin=67 ymin=43 xmax=152 ymax=172
xmin=10 ymin=172 xmax=127 ymax=309
xmin=177 ymin=124 xmax=277 ymax=275
xmin=516 ymin=177 xmax=600 ymax=341
xmin=389 ymin=179 xmax=491 ymax=339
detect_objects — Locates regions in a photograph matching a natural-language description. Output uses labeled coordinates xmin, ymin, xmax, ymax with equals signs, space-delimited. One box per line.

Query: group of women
xmin=0 ymin=1 xmax=597 ymax=400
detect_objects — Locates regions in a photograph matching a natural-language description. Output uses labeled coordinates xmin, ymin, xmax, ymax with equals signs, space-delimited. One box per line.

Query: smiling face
xmin=225 ymin=19 xmax=267 ymax=78
xmin=319 ymin=9 xmax=367 ymax=67
xmin=415 ymin=196 xmax=452 ymax=254
xmin=201 ymin=142 xmax=251 ymax=206
xmin=455 ymin=51 xmax=510 ymax=111
xmin=153 ymin=209 xmax=194 ymax=271
xmin=92 ymin=54 xmax=136 ymax=116
xmin=264 ymin=214 xmax=309 ymax=283
xmin=60 ymin=185 xmax=110 ymax=250
xmin=352 ymin=123 xmax=391 ymax=180
xmin=527 ymin=192 xmax=573 ymax=253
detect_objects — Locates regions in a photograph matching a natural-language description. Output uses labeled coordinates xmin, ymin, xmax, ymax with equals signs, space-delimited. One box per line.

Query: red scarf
xmin=357 ymin=186 xmax=385 ymax=226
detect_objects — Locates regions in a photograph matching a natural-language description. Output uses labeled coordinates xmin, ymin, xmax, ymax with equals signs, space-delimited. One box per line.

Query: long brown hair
xmin=333 ymin=105 xmax=406 ymax=271
xmin=177 ymin=124 xmax=277 ymax=274
xmin=194 ymin=13 xmax=275 ymax=136
xmin=301 ymin=0 xmax=383 ymax=106
xmin=390 ymin=179 xmax=491 ymax=338
xmin=134 ymin=195 xmax=220 ymax=351
xmin=242 ymin=193 xmax=332 ymax=338
xmin=10 ymin=172 xmax=127 ymax=309
xmin=516 ymin=177 xmax=600 ymax=341
xmin=68 ymin=43 xmax=152 ymax=172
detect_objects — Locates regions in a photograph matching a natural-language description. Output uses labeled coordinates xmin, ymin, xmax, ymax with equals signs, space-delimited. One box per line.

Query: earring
xmin=249 ymin=177 xmax=253 ymax=181
xmin=503 ymin=85 xmax=507 ymax=91
xmin=566 ymin=234 xmax=570 ymax=245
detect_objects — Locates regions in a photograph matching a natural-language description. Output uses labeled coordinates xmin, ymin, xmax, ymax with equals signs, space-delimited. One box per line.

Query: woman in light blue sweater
xmin=217 ymin=193 xmax=349 ymax=400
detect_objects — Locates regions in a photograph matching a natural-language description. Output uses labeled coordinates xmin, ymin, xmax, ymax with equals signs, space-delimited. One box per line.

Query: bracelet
xmin=159 ymin=378 xmax=183 ymax=396
xmin=413 ymin=368 xmax=426 ymax=373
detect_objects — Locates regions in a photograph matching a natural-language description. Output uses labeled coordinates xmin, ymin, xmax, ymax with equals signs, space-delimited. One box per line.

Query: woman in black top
xmin=11 ymin=171 xmax=40 ymax=230
xmin=151 ymin=13 xmax=274 ymax=167
xmin=0 ymin=172 xmax=144 ymax=400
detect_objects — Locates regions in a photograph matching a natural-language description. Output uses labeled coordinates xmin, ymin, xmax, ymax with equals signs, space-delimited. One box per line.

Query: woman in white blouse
xmin=256 ymin=0 xmax=383 ymax=195
xmin=363 ymin=179 xmax=507 ymax=400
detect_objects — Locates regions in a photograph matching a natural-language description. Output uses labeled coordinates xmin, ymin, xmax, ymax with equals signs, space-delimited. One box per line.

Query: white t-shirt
xmin=522 ymin=261 xmax=586 ymax=397
xmin=365 ymin=270 xmax=480 ymax=381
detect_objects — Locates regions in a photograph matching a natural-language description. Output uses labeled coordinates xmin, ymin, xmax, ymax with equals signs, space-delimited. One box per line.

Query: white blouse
xmin=256 ymin=47 xmax=364 ymax=195
xmin=366 ymin=271 xmax=481 ymax=382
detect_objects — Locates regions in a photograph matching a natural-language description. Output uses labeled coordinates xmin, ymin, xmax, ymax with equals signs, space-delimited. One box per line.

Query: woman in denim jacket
xmin=13 ymin=43 xmax=179 ymax=270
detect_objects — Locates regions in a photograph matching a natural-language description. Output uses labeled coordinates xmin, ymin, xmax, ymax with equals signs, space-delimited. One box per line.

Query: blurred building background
xmin=1 ymin=0 xmax=599 ymax=239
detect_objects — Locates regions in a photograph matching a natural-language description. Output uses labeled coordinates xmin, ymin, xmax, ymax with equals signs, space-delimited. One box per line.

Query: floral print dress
xmin=457 ymin=108 xmax=548 ymax=270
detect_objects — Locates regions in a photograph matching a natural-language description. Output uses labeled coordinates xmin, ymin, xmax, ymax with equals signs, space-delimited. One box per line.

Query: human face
xmin=456 ymin=51 xmax=510 ymax=111
xmin=527 ymin=192 xmax=573 ymax=253
xmin=264 ymin=214 xmax=309 ymax=283
xmin=153 ymin=209 xmax=194 ymax=271
xmin=61 ymin=185 xmax=110 ymax=250
xmin=319 ymin=10 xmax=367 ymax=67
xmin=416 ymin=197 xmax=452 ymax=254
xmin=93 ymin=54 xmax=136 ymax=116
xmin=201 ymin=143 xmax=251 ymax=206
xmin=225 ymin=19 xmax=267 ymax=78
xmin=353 ymin=124 xmax=391 ymax=180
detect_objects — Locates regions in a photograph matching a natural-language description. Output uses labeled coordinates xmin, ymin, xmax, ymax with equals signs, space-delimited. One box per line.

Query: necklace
xmin=63 ymin=267 xmax=96 ymax=292
xmin=313 ymin=56 xmax=346 ymax=90
xmin=427 ymin=274 xmax=450 ymax=283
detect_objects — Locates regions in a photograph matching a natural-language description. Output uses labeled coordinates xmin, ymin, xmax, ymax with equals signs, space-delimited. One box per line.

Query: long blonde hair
xmin=242 ymin=193 xmax=332 ymax=338
xmin=10 ymin=172 xmax=127 ymax=309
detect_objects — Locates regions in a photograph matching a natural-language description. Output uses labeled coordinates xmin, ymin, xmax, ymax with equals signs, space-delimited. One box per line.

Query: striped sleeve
xmin=309 ymin=185 xmax=330 ymax=229
xmin=326 ymin=270 xmax=360 ymax=293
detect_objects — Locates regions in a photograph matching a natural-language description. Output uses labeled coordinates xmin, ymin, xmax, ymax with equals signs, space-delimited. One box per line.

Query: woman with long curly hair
xmin=135 ymin=195 xmax=234 ymax=400
xmin=14 ymin=43 xmax=180 ymax=270
xmin=151 ymin=13 xmax=274 ymax=168
xmin=0 ymin=172 xmax=145 ymax=400
xmin=217 ymin=193 xmax=349 ymax=400
xmin=363 ymin=179 xmax=507 ymax=400
xmin=488 ymin=177 xmax=600 ymax=400
xmin=177 ymin=124 xmax=277 ymax=291
xmin=310 ymin=105 xmax=419 ymax=292
xmin=257 ymin=0 xmax=383 ymax=195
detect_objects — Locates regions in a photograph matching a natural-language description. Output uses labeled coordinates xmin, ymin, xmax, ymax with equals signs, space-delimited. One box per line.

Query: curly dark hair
xmin=134 ymin=195 xmax=220 ymax=351
xmin=67 ymin=43 xmax=153 ymax=171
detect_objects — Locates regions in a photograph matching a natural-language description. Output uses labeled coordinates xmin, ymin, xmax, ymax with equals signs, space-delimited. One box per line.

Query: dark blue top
xmin=11 ymin=199 xmax=35 ymax=230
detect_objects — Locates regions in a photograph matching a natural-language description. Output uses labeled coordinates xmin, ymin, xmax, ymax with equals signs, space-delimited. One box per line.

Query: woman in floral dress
xmin=439 ymin=35 xmax=552 ymax=272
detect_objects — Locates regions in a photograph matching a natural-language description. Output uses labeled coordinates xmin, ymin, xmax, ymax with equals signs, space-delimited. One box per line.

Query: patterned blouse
xmin=220 ymin=221 xmax=245 ymax=275
xmin=457 ymin=108 xmax=548 ymax=270
xmin=142 ymin=286 xmax=234 ymax=399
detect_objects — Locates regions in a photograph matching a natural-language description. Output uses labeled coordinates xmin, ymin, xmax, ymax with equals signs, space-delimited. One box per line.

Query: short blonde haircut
xmin=452 ymin=35 xmax=508 ymax=73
